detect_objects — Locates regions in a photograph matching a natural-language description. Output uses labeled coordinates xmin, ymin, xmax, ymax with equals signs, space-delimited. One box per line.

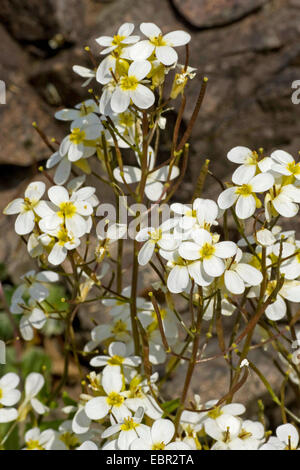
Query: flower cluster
xmin=1 ymin=21 xmax=300 ymax=452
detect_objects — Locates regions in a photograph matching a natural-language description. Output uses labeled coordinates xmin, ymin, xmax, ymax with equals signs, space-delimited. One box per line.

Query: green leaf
xmin=21 ymin=347 xmax=51 ymax=395
xmin=0 ymin=422 xmax=19 ymax=450
xmin=161 ymin=398 xmax=180 ymax=416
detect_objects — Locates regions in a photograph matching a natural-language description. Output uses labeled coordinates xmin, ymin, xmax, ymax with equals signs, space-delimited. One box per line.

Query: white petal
xmin=118 ymin=22 xmax=135 ymax=37
xmin=214 ymin=241 xmax=237 ymax=258
xmin=113 ymin=166 xmax=142 ymax=184
xmin=128 ymin=60 xmax=151 ymax=81
xmin=167 ymin=266 xmax=189 ymax=293
xmin=232 ymin=164 xmax=256 ymax=185
xmin=145 ymin=181 xmax=164 ymax=201
xmin=85 ymin=397 xmax=109 ymax=420
xmin=72 ymin=408 xmax=91 ymax=435
xmin=265 ymin=297 xmax=286 ymax=321
xmin=48 ymin=243 xmax=67 ymax=265
xmin=276 ymin=423 xmax=299 ymax=448
xmin=25 ymin=372 xmax=44 ymax=399
xmin=163 ymin=30 xmax=191 ymax=46
xmin=227 ymin=146 xmax=252 ymax=164
xmin=25 ymin=182 xmax=45 ymax=201
xmin=156 ymin=46 xmax=178 ymax=66
xmin=271 ymin=150 xmax=294 ymax=165
xmin=3 ymin=198 xmax=24 ymax=215
xmin=129 ymin=40 xmax=155 ymax=61
xmin=235 ymin=195 xmax=256 ymax=219
xmin=218 ymin=187 xmax=238 ymax=210
xmin=0 ymin=408 xmax=18 ymax=423
xmin=138 ymin=240 xmax=155 ymax=266
xmin=235 ymin=263 xmax=263 ymax=286
xmin=188 ymin=261 xmax=213 ymax=287
xmin=15 ymin=211 xmax=35 ymax=235
xmin=203 ymin=256 xmax=225 ymax=277
xmin=225 ymin=270 xmax=245 ymax=295
xmin=250 ymin=173 xmax=274 ymax=192
xmin=111 ymin=88 xmax=131 ymax=113
xmin=48 ymin=186 xmax=69 ymax=206
xmin=131 ymin=84 xmax=155 ymax=109
xmin=151 ymin=419 xmax=174 ymax=445
xmin=140 ymin=22 xmax=162 ymax=38
xmin=179 ymin=241 xmax=200 ymax=260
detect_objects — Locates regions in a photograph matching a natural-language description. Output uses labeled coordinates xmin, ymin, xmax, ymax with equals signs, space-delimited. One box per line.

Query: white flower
xmin=124 ymin=374 xmax=163 ymax=420
xmin=96 ymin=23 xmax=140 ymax=56
xmin=179 ymin=228 xmax=237 ymax=282
xmin=22 ymin=373 xmax=49 ymax=416
xmin=227 ymin=146 xmax=271 ymax=184
xmin=84 ymin=316 xmax=132 ymax=353
xmin=10 ymin=286 xmax=48 ymax=341
xmin=19 ymin=269 xmax=59 ymax=302
xmin=55 ymin=99 xmax=98 ymax=126
xmin=228 ymin=420 xmax=265 ymax=450
xmin=130 ymin=23 xmax=191 ymax=66
xmin=136 ymin=219 xmax=178 ymax=266
xmin=0 ymin=373 xmax=21 ymax=423
xmin=3 ymin=182 xmax=46 ymax=235
xmin=24 ymin=428 xmax=56 ymax=450
xmin=248 ymin=279 xmax=300 ymax=321
xmin=270 ymin=150 xmax=300 ymax=180
xmin=130 ymin=418 xmax=191 ymax=450
xmin=101 ymin=408 xmax=148 ymax=450
xmin=113 ymin=146 xmax=179 ymax=201
xmin=260 ymin=423 xmax=299 ymax=450
xmin=171 ymin=198 xmax=219 ymax=232
xmin=110 ymin=60 xmax=155 ymax=113
xmin=90 ymin=342 xmax=141 ymax=373
xmin=85 ymin=369 xmax=131 ymax=422
xmin=38 ymin=185 xmax=93 ymax=238
xmin=77 ymin=441 xmax=98 ymax=450
xmin=224 ymin=248 xmax=263 ymax=295
xmin=159 ymin=248 xmax=191 ymax=293
xmin=73 ymin=65 xmax=95 ymax=87
xmin=59 ymin=114 xmax=102 ymax=162
xmin=218 ymin=172 xmax=274 ymax=219
xmin=265 ymin=183 xmax=300 ymax=221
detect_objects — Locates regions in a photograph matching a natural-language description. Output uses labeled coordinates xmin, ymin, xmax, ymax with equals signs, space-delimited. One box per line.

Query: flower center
xmin=59 ymin=432 xmax=80 ymax=450
xmin=207 ymin=406 xmax=222 ymax=419
xmin=26 ymin=439 xmax=45 ymax=450
xmin=118 ymin=112 xmax=135 ymax=128
xmin=120 ymin=417 xmax=139 ymax=432
xmin=239 ymin=429 xmax=252 ymax=440
xmin=106 ymin=392 xmax=125 ymax=407
xmin=70 ymin=128 xmax=86 ymax=145
xmin=235 ymin=184 xmax=253 ymax=197
xmin=119 ymin=75 xmax=139 ymax=91
xmin=111 ymin=320 xmax=128 ymax=335
xmin=287 ymin=161 xmax=300 ymax=175
xmin=150 ymin=35 xmax=167 ymax=47
xmin=200 ymin=243 xmax=216 ymax=259
xmin=79 ymin=104 xmax=94 ymax=116
xmin=23 ymin=197 xmax=38 ymax=212
xmin=107 ymin=355 xmax=125 ymax=366
xmin=57 ymin=227 xmax=70 ymax=246
xmin=152 ymin=442 xmax=166 ymax=450
xmin=185 ymin=209 xmax=197 ymax=217
xmin=58 ymin=202 xmax=77 ymax=219
xmin=150 ymin=228 xmax=162 ymax=242
xmin=112 ymin=34 xmax=126 ymax=46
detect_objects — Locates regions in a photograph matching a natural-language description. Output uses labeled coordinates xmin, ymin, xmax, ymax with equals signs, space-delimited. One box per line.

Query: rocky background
xmin=0 ymin=0 xmax=300 ymax=415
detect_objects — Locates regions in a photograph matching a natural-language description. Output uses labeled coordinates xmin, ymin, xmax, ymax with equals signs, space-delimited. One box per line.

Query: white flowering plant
xmin=1 ymin=21 xmax=300 ymax=451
